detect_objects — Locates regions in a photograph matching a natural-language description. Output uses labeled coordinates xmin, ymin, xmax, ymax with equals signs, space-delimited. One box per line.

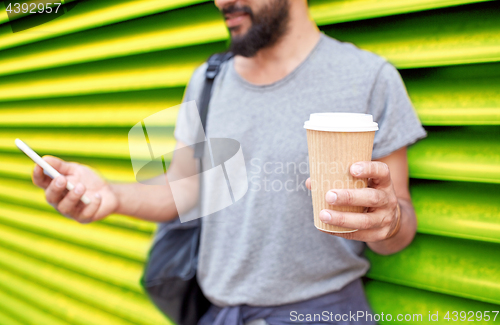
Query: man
xmin=33 ymin=0 xmax=426 ymax=324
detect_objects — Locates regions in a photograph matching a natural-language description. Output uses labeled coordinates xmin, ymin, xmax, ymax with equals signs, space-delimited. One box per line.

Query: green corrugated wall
xmin=0 ymin=0 xmax=499 ymax=324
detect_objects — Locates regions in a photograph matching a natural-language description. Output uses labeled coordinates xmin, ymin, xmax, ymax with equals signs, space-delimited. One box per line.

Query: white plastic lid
xmin=304 ymin=113 xmax=379 ymax=132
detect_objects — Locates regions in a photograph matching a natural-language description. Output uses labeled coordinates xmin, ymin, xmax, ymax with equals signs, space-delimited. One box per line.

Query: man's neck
xmin=233 ymin=2 xmax=321 ymax=86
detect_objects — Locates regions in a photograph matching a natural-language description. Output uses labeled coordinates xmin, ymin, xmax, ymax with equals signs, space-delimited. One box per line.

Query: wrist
xmin=109 ymin=183 xmax=126 ymax=215
xmin=368 ymin=198 xmax=417 ymax=255
xmin=386 ymin=201 xmax=402 ymax=239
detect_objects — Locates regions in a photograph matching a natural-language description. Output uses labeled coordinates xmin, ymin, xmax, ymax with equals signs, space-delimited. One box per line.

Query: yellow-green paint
xmin=0 ymin=0 xmax=499 ymax=323
xmin=0 ymin=246 xmax=169 ymax=325
xmin=365 ymin=280 xmax=500 ymax=325
xmin=412 ymin=181 xmax=500 ymax=244
xmin=0 ymin=222 xmax=144 ymax=293
xmin=366 ymin=234 xmax=500 ymax=305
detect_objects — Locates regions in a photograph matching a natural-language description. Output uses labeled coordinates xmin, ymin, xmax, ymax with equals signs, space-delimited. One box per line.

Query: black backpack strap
xmin=193 ymin=52 xmax=234 ymax=159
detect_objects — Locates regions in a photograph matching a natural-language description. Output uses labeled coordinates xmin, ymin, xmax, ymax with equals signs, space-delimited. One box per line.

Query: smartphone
xmin=15 ymin=139 xmax=91 ymax=205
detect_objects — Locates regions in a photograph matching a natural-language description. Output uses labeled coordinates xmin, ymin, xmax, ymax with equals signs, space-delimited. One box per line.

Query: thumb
xmin=42 ymin=155 xmax=74 ymax=175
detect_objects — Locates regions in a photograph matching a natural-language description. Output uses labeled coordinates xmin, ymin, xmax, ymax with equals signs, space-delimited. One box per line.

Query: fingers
xmin=47 ymin=179 xmax=101 ymax=223
xmin=308 ymin=161 xmax=391 ymax=191
xmin=318 ymin=209 xmax=390 ymax=231
xmin=325 ymin=188 xmax=389 ymax=208
xmin=45 ymin=176 xmax=68 ymax=205
xmin=350 ymin=161 xmax=391 ymax=187
xmin=56 ymin=183 xmax=86 ymax=216
xmin=33 ymin=156 xmax=74 ymax=189
xmin=322 ymin=229 xmax=387 ymax=243
xmin=56 ymin=183 xmax=100 ymax=223
xmin=33 ymin=164 xmax=52 ymax=189
xmin=42 ymin=155 xmax=74 ymax=175
xmin=319 ymin=209 xmax=374 ymax=230
xmin=34 ymin=157 xmax=101 ymax=224
xmin=75 ymin=193 xmax=102 ymax=223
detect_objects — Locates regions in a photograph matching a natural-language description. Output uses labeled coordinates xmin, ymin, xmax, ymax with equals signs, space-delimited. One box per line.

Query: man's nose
xmin=214 ymin=0 xmax=238 ymax=10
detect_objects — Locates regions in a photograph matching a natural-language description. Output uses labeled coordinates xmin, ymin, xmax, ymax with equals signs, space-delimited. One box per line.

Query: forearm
xmin=110 ymin=181 xmax=180 ymax=222
xmin=367 ymin=198 xmax=417 ymax=255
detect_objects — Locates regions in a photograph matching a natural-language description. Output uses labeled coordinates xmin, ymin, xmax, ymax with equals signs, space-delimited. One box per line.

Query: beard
xmin=223 ymin=0 xmax=291 ymax=58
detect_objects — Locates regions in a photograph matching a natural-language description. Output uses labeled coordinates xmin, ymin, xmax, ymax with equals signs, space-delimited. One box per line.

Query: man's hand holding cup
xmin=306 ymin=161 xmax=402 ymax=242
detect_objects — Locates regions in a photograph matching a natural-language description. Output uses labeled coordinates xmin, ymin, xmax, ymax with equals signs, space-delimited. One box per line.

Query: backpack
xmin=141 ymin=52 xmax=234 ymax=325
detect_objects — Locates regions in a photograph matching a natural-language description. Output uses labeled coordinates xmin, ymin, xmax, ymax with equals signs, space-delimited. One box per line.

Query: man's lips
xmin=225 ymin=12 xmax=249 ymax=28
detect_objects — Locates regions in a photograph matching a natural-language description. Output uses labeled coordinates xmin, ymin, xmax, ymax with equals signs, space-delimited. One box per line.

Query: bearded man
xmin=32 ymin=0 xmax=427 ymax=324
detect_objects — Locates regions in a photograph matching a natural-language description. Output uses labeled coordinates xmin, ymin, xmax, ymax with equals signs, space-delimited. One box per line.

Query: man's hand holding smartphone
xmin=32 ymin=156 xmax=118 ymax=224
xmin=21 ymin=139 xmax=193 ymax=224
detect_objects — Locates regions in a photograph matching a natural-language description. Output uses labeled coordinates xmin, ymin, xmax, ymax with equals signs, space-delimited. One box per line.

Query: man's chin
xmin=230 ymin=33 xmax=246 ymax=43
xmin=228 ymin=28 xmax=242 ymax=37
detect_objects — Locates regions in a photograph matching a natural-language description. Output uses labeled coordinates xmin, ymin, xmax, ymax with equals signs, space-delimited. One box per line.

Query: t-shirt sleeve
xmin=369 ymin=62 xmax=427 ymax=159
xmin=173 ymin=63 xmax=208 ymax=145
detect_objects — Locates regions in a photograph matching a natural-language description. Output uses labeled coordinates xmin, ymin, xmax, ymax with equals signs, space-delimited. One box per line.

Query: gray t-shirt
xmin=174 ymin=33 xmax=426 ymax=307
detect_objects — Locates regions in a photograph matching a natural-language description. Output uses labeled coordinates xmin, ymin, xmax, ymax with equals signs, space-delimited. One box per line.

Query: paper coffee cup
xmin=304 ymin=113 xmax=378 ymax=233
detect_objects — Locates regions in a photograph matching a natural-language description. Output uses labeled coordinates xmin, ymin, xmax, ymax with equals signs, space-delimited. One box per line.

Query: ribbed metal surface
xmin=366 ymin=234 xmax=500 ymax=305
xmin=365 ymin=280 xmax=500 ymax=325
xmin=0 ymin=0 xmax=499 ymax=323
